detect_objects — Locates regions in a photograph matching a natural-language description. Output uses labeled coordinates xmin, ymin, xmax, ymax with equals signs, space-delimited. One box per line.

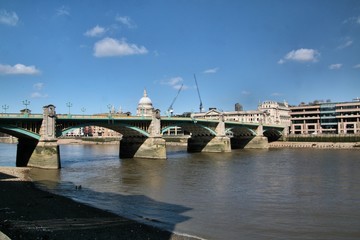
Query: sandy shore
xmin=0 ymin=167 xmax=200 ymax=240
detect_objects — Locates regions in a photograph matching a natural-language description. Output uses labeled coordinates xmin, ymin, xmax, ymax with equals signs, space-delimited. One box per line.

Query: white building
xmin=192 ymin=100 xmax=290 ymax=128
xmin=258 ymin=100 xmax=291 ymax=126
xmin=136 ymin=89 xmax=154 ymax=117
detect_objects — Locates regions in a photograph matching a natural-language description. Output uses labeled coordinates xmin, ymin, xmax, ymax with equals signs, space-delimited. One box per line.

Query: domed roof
xmin=138 ymin=89 xmax=153 ymax=105
xmin=136 ymin=89 xmax=154 ymax=117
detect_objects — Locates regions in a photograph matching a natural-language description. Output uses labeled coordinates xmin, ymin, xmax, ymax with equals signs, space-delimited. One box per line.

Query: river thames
xmin=1 ymin=143 xmax=360 ymax=239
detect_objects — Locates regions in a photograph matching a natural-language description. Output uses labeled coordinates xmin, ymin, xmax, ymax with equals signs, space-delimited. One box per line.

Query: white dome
xmin=136 ymin=89 xmax=154 ymax=117
xmin=139 ymin=97 xmax=152 ymax=105
xmin=138 ymin=89 xmax=152 ymax=105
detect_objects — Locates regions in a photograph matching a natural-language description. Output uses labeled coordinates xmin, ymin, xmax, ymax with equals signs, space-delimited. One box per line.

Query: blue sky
xmin=1 ymin=0 xmax=360 ymax=115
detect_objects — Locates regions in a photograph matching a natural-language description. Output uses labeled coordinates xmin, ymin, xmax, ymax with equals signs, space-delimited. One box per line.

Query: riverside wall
xmin=0 ymin=137 xmax=17 ymax=144
xmin=270 ymin=141 xmax=360 ymax=149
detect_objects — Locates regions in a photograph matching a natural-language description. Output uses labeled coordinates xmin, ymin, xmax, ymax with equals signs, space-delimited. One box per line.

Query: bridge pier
xmin=120 ymin=136 xmax=166 ymax=159
xmin=230 ymin=124 xmax=269 ymax=149
xmin=251 ymin=124 xmax=269 ymax=148
xmin=28 ymin=105 xmax=61 ymax=169
xmin=16 ymin=138 xmax=38 ymax=167
xmin=187 ymin=136 xmax=231 ymax=153
xmin=231 ymin=136 xmax=269 ymax=149
xmin=120 ymin=109 xmax=166 ymax=159
xmin=187 ymin=114 xmax=231 ymax=153
xmin=27 ymin=140 xmax=61 ymax=169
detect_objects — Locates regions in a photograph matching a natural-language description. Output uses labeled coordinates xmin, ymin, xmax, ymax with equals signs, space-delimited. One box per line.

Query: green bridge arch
xmin=60 ymin=123 xmax=150 ymax=138
xmin=161 ymin=123 xmax=217 ymax=136
xmin=0 ymin=125 xmax=40 ymax=140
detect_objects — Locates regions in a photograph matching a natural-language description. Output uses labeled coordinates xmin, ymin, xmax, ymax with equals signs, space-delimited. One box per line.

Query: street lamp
xmin=107 ymin=104 xmax=113 ymax=113
xmin=22 ymin=100 xmax=30 ymax=113
xmin=2 ymin=104 xmax=9 ymax=113
xmin=66 ymin=102 xmax=73 ymax=116
xmin=107 ymin=104 xmax=114 ymax=118
xmin=81 ymin=107 xmax=86 ymax=118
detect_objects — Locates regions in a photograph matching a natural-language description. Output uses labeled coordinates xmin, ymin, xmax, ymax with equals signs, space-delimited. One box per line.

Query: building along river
xmin=1 ymin=143 xmax=360 ymax=239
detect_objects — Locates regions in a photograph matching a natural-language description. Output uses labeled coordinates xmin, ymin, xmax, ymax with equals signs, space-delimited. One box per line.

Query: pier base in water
xmin=120 ymin=137 xmax=167 ymax=159
xmin=16 ymin=138 xmax=38 ymax=167
xmin=231 ymin=136 xmax=269 ymax=149
xmin=27 ymin=140 xmax=61 ymax=169
xmin=187 ymin=136 xmax=231 ymax=153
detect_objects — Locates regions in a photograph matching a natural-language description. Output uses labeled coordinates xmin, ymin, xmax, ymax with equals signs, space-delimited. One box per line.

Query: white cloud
xmin=160 ymin=77 xmax=189 ymax=90
xmin=84 ymin=25 xmax=107 ymax=37
xmin=165 ymin=77 xmax=183 ymax=86
xmin=0 ymin=9 xmax=19 ymax=26
xmin=353 ymin=64 xmax=360 ymax=69
xmin=31 ymin=92 xmax=48 ymax=98
xmin=33 ymin=82 xmax=44 ymax=90
xmin=56 ymin=6 xmax=70 ymax=16
xmin=0 ymin=64 xmax=41 ymax=75
xmin=329 ymin=63 xmax=342 ymax=70
xmin=94 ymin=37 xmax=148 ymax=57
xmin=203 ymin=67 xmax=219 ymax=74
xmin=343 ymin=16 xmax=360 ymax=25
xmin=241 ymin=90 xmax=251 ymax=95
xmin=278 ymin=48 xmax=320 ymax=64
xmin=153 ymin=50 xmax=160 ymax=57
xmin=337 ymin=37 xmax=353 ymax=49
xmin=271 ymin=92 xmax=283 ymax=96
xmin=115 ymin=16 xmax=136 ymax=28
xmin=31 ymin=82 xmax=48 ymax=98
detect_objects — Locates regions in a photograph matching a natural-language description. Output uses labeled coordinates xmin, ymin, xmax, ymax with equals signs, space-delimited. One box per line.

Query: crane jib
xmin=194 ymin=74 xmax=203 ymax=113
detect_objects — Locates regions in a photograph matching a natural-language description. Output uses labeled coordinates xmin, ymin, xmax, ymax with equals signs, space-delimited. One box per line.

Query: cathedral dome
xmin=138 ymin=89 xmax=152 ymax=105
xmin=136 ymin=89 xmax=154 ymax=116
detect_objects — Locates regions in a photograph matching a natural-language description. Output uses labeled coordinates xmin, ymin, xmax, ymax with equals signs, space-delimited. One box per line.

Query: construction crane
xmin=194 ymin=74 xmax=203 ymax=112
xmin=168 ymin=84 xmax=183 ymax=116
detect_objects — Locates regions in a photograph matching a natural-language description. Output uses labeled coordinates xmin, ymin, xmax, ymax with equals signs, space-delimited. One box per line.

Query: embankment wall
xmin=270 ymin=141 xmax=360 ymax=149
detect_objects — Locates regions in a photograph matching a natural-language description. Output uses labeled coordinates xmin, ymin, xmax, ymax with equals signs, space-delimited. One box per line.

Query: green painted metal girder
xmin=161 ymin=123 xmax=217 ymax=136
xmin=226 ymin=127 xmax=257 ymax=136
xmin=61 ymin=122 xmax=150 ymax=137
xmin=0 ymin=126 xmax=40 ymax=140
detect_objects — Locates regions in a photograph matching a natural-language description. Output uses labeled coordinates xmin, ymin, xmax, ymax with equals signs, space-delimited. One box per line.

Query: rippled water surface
xmin=1 ymin=143 xmax=360 ymax=239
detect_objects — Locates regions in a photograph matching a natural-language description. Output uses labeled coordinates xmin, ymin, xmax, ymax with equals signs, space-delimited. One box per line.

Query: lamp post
xmin=22 ymin=100 xmax=30 ymax=116
xmin=81 ymin=107 xmax=86 ymax=117
xmin=2 ymin=104 xmax=9 ymax=114
xmin=107 ymin=104 xmax=113 ymax=118
xmin=22 ymin=99 xmax=30 ymax=111
xmin=66 ymin=102 xmax=73 ymax=116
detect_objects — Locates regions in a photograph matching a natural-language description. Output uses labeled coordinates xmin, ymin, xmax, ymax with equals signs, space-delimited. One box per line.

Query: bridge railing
xmin=0 ymin=113 xmax=43 ymax=119
xmin=56 ymin=114 xmax=153 ymax=120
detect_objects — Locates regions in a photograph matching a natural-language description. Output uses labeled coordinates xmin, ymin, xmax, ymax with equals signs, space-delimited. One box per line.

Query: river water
xmin=1 ymin=143 xmax=360 ymax=239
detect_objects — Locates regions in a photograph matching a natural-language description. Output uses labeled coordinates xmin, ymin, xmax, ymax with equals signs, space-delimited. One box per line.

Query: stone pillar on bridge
xmin=243 ymin=124 xmax=269 ymax=149
xmin=281 ymin=126 xmax=289 ymax=141
xmin=187 ymin=114 xmax=231 ymax=153
xmin=120 ymin=109 xmax=166 ymax=159
xmin=27 ymin=105 xmax=61 ymax=169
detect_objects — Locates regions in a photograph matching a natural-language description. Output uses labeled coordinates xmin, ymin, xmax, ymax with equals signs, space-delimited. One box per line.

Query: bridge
xmin=0 ymin=105 xmax=286 ymax=169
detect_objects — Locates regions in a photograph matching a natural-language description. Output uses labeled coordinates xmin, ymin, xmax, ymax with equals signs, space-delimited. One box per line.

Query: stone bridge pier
xmin=17 ymin=105 xmax=60 ymax=169
xmin=187 ymin=115 xmax=231 ymax=153
xmin=231 ymin=124 xmax=269 ymax=149
xmin=119 ymin=110 xmax=166 ymax=159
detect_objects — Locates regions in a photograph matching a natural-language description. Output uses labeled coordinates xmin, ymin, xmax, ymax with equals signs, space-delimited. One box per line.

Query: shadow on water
xmin=29 ymin=168 xmax=194 ymax=240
